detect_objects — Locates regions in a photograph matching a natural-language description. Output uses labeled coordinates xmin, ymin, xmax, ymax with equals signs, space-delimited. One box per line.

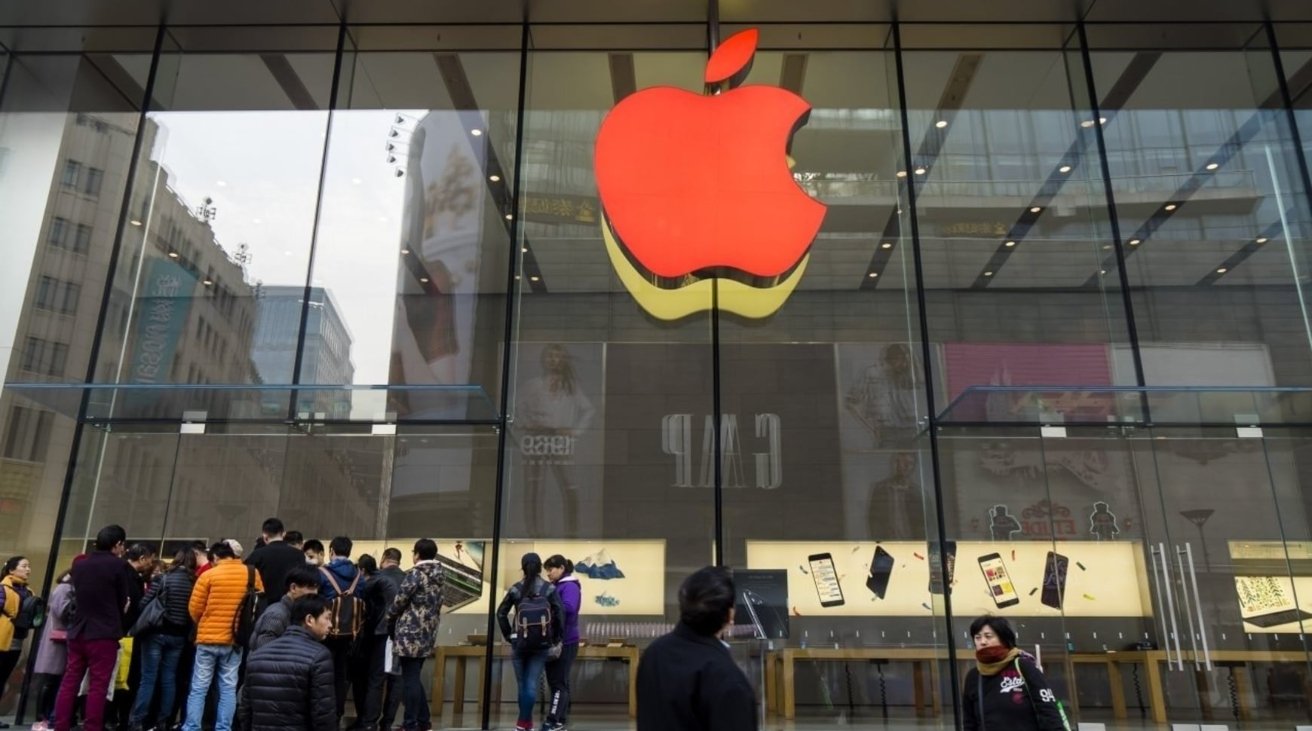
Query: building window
xmin=72 ymin=224 xmax=92 ymax=254
xmin=83 ymin=167 xmax=104 ymax=197
xmin=47 ymin=217 xmax=68 ymax=247
xmin=1 ymin=406 xmax=53 ymax=462
xmin=34 ymin=276 xmax=81 ymax=315
xmin=20 ymin=337 xmax=69 ymax=376
xmin=61 ymin=159 xmax=81 ymax=188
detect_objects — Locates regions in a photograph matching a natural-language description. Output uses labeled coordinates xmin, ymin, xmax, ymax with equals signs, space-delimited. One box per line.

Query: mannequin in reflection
xmin=519 ymin=345 xmax=594 ymax=536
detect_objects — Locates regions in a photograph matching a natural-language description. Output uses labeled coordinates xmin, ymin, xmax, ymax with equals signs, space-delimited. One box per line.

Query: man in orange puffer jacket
xmin=182 ymin=540 xmax=264 ymax=731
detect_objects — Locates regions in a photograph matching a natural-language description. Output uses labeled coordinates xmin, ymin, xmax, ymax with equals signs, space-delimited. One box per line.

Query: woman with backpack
xmin=962 ymin=615 xmax=1070 ymax=731
xmin=541 ymin=555 xmax=580 ymax=731
xmin=496 ymin=553 xmax=565 ymax=731
xmin=0 ymin=556 xmax=36 ymax=729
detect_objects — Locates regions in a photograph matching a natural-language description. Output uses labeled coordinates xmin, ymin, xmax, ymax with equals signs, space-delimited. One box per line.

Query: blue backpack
xmin=515 ymin=579 xmax=554 ymax=651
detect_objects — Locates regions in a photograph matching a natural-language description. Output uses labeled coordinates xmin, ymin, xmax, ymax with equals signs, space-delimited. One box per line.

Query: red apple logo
xmin=594 ymin=29 xmax=826 ymax=282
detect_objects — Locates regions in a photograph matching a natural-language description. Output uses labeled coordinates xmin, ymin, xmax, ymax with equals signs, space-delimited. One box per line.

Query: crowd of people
xmin=0 ymin=520 xmax=1068 ymax=731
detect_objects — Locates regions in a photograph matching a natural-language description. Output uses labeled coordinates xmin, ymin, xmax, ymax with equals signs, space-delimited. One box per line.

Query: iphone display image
xmin=978 ymin=552 xmax=1020 ymax=608
xmin=808 ymin=552 xmax=845 ymax=607
xmin=929 ymin=540 xmax=957 ymax=595
xmin=866 ymin=545 xmax=894 ymax=599
xmin=1041 ymin=551 xmax=1069 ymax=610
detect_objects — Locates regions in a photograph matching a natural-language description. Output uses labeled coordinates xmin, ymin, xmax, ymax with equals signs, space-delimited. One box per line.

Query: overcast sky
xmin=152 ymin=109 xmax=423 ymax=385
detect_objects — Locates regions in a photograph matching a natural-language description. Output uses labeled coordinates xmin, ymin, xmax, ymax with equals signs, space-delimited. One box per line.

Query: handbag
xmin=129 ymin=576 xmax=169 ymax=637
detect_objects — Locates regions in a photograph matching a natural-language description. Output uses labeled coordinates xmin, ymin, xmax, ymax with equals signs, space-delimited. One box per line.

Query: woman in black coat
xmin=242 ymin=597 xmax=336 ymax=731
xmin=962 ymin=616 xmax=1069 ymax=731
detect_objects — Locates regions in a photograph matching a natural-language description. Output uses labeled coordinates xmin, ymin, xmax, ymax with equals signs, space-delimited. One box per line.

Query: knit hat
xmin=224 ymin=538 xmax=244 ymax=558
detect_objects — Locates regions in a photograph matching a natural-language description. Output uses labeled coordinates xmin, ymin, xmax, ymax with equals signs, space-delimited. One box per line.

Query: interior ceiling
xmin=1 ymin=0 xmax=1312 ymax=28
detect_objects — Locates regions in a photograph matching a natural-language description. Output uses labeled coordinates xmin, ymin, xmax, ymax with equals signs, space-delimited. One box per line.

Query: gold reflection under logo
xmin=601 ymin=212 xmax=808 ymax=320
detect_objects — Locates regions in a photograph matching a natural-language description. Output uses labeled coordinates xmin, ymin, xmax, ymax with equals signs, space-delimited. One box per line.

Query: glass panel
xmin=90 ymin=27 xmax=339 ymax=426
xmin=0 ymin=31 xmax=157 ymax=724
xmin=1088 ymin=23 xmax=1312 ymax=391
xmin=492 ymin=23 xmax=716 ymax=730
xmin=309 ymin=26 xmax=522 ymax=422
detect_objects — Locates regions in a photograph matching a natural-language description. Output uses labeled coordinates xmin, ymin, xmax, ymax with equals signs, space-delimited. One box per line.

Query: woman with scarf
xmin=962 ymin=616 xmax=1069 ymax=731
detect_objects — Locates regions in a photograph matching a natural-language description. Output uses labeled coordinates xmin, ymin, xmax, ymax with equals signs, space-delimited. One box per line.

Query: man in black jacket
xmin=245 ymin=517 xmax=306 ymax=607
xmin=636 ymin=566 xmax=756 ymax=731
xmin=242 ymin=596 xmax=336 ymax=731
xmin=357 ymin=548 xmax=405 ymax=731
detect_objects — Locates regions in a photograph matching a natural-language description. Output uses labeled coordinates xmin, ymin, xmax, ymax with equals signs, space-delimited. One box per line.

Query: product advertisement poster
xmin=351 ymin=538 xmax=487 ymax=613
xmin=746 ymin=540 xmax=1148 ymax=618
xmin=509 ymin=342 xmax=605 ymax=538
xmin=499 ymin=539 xmax=664 ymax=615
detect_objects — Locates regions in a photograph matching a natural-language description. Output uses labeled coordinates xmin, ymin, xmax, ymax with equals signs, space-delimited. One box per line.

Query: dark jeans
xmin=377 ymin=672 xmax=402 ymax=731
xmin=511 ymin=647 xmax=550 ymax=726
xmin=354 ymin=635 xmax=386 ymax=728
xmin=326 ymin=637 xmax=353 ymax=720
xmin=54 ymin=637 xmax=118 ymax=731
xmin=131 ymin=633 xmax=186 ymax=727
xmin=0 ymin=649 xmax=22 ymax=699
xmin=35 ymin=672 xmax=63 ymax=722
xmin=398 ymin=656 xmax=429 ymax=731
xmin=545 ymin=643 xmax=578 ymax=724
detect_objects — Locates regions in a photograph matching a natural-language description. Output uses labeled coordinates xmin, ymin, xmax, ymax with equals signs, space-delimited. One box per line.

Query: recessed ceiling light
xmin=202 ymin=279 xmax=213 ymax=286
xmin=490 ymin=174 xmax=501 ymax=182
xmin=1129 ymin=238 xmax=1141 ymax=245
xmin=471 ymin=128 xmax=483 ymax=136
xmin=914 ymin=167 xmax=927 ymax=175
xmin=983 ymin=271 xmax=994 ymax=277
xmin=1102 ymin=245 xmax=1112 ymax=250
xmin=505 ymin=213 xmax=513 ymax=220
xmin=130 ymin=219 xmax=143 ymax=227
xmin=881 ymin=242 xmax=893 ymax=249
xmin=1004 ymin=240 xmax=1016 ymax=247
xmin=895 ymin=170 xmax=908 ymax=178
xmin=401 ymin=248 xmax=410 ymax=255
xmin=867 ymin=272 xmax=878 ymax=278
xmin=1216 ymin=267 xmax=1228 ymax=274
xmin=521 ymin=246 xmax=528 ymax=253
xmin=935 ymin=120 xmax=948 ymax=129
xmin=419 ymin=277 xmax=429 ymax=283
xmin=1164 ymin=203 xmax=1178 ymax=211
xmin=1030 ymin=206 xmax=1042 ymax=213
xmin=530 ymin=275 xmax=541 ymax=282
xmin=1080 ymin=120 xmax=1096 ymax=128
xmin=168 ymin=251 xmax=179 ymax=259
xmin=1058 ymin=165 xmax=1072 ymax=174
xmin=1205 ymin=163 xmax=1219 ymax=171
xmin=1099 ymin=117 xmax=1108 ymax=124
xmin=1099 ymin=269 xmax=1107 ymax=275
xmin=1256 ymin=237 xmax=1268 ymax=244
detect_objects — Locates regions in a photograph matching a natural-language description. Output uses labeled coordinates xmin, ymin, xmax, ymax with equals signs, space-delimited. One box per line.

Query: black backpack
xmin=515 ymin=579 xmax=554 ymax=651
xmin=231 ymin=567 xmax=265 ymax=649
xmin=2 ymin=586 xmax=45 ymax=637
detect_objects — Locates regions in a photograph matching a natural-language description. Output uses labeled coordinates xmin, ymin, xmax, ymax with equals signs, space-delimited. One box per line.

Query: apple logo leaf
xmin=705 ymin=28 xmax=759 ymax=87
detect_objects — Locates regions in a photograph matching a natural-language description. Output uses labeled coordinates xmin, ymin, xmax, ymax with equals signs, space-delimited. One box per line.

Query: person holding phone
xmin=962 ymin=616 xmax=1069 ymax=731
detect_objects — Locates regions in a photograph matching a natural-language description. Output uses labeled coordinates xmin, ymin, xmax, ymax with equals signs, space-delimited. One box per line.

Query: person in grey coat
xmin=386 ymin=539 xmax=444 ymax=731
xmin=247 ymin=565 xmax=323 ymax=653
xmin=241 ymin=597 xmax=336 ymax=731
xmin=31 ymin=571 xmax=73 ymax=731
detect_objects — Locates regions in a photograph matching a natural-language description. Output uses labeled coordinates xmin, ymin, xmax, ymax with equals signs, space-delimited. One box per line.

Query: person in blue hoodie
xmin=542 ymin=554 xmax=581 ymax=731
xmin=316 ymin=536 xmax=363 ymax=722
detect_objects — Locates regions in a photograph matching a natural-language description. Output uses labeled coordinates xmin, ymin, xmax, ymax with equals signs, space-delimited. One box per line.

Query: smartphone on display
xmin=929 ymin=540 xmax=957 ymax=595
xmin=808 ymin=552 xmax=846 ymax=607
xmin=978 ymin=552 xmax=1020 ymax=609
xmin=866 ymin=546 xmax=894 ymax=599
xmin=1041 ymin=551 xmax=1070 ymax=610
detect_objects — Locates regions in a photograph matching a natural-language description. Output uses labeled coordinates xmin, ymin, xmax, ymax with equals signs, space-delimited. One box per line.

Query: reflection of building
xmin=253 ymin=285 xmax=354 ymax=419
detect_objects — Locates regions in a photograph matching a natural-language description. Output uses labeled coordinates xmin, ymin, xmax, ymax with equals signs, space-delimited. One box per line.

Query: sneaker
xmin=542 ymin=724 xmax=567 ymax=731
xmin=31 ymin=722 xmax=50 ymax=731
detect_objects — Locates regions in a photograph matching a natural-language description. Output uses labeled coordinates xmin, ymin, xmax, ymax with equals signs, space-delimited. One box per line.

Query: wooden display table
xmin=1067 ymin=649 xmax=1312 ymax=724
xmin=765 ymin=646 xmax=974 ymax=720
xmin=431 ymin=644 xmax=640 ymax=719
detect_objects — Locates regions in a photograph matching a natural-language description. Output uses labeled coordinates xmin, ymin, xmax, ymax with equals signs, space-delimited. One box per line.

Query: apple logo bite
xmin=594 ymin=28 xmax=827 ymax=303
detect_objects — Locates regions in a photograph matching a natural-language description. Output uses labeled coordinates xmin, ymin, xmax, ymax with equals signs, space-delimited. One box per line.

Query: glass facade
xmin=2 ymin=8 xmax=1312 ymax=730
